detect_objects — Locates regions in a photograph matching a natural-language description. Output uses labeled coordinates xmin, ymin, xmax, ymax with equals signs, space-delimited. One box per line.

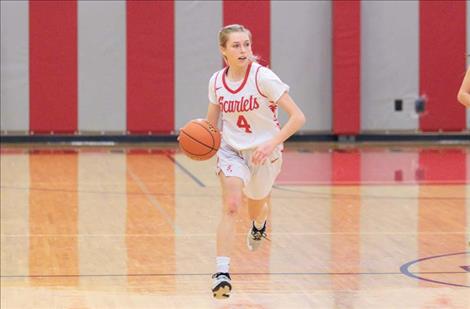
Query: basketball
xmin=178 ymin=119 xmax=221 ymax=160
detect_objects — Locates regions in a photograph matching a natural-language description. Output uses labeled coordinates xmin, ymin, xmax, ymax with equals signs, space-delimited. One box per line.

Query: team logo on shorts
xmin=226 ymin=164 xmax=233 ymax=173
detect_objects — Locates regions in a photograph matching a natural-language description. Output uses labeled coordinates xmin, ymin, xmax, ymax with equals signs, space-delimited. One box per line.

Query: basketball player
xmin=457 ymin=67 xmax=470 ymax=108
xmin=207 ymin=24 xmax=306 ymax=299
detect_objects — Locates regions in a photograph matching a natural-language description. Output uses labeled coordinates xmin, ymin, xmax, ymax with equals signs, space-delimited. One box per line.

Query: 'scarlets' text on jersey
xmin=208 ymin=62 xmax=289 ymax=151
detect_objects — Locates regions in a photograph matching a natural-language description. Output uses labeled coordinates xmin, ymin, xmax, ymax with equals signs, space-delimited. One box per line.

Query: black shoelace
xmin=251 ymin=223 xmax=270 ymax=241
xmin=213 ymin=272 xmax=231 ymax=280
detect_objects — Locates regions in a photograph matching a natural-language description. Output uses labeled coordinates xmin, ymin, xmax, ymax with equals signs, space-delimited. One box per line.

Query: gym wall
xmin=1 ymin=1 xmax=468 ymax=135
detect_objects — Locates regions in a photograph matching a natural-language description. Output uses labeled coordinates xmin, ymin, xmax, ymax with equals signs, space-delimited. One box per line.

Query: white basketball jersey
xmin=208 ymin=62 xmax=289 ymax=150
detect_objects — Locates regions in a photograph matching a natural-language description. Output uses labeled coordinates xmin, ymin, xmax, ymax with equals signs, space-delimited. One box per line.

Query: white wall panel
xmin=175 ymin=2 xmax=222 ymax=130
xmin=361 ymin=2 xmax=419 ymax=131
xmin=1 ymin=1 xmax=29 ymax=131
xmin=78 ymin=1 xmax=126 ymax=132
xmin=272 ymin=1 xmax=332 ymax=131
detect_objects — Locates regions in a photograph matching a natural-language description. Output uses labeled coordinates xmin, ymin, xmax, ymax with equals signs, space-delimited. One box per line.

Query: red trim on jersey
xmin=255 ymin=66 xmax=268 ymax=98
xmin=213 ymin=71 xmax=221 ymax=102
xmin=269 ymin=103 xmax=281 ymax=129
xmin=222 ymin=62 xmax=252 ymax=94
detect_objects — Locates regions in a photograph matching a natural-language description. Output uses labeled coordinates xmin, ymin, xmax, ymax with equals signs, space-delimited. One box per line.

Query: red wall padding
xmin=127 ymin=1 xmax=174 ymax=133
xmin=223 ymin=1 xmax=270 ymax=67
xmin=332 ymin=1 xmax=361 ymax=135
xmin=419 ymin=1 xmax=467 ymax=131
xmin=29 ymin=1 xmax=77 ymax=133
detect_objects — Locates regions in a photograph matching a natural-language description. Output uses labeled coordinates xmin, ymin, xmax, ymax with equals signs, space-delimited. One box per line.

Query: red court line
xmin=419 ymin=1 xmax=467 ymax=131
xmin=126 ymin=1 xmax=174 ymax=133
xmin=29 ymin=1 xmax=77 ymax=133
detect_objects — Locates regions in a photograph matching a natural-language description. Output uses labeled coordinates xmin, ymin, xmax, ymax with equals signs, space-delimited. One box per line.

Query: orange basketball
xmin=178 ymin=119 xmax=221 ymax=161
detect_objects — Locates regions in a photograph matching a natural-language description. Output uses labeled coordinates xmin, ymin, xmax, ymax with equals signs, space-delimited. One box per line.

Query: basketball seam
xmin=179 ymin=141 xmax=212 ymax=159
xmin=180 ymin=130 xmax=218 ymax=152
xmin=192 ymin=121 xmax=218 ymax=150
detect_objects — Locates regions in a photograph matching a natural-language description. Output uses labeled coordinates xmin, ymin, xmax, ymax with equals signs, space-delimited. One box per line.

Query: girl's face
xmin=220 ymin=31 xmax=252 ymax=68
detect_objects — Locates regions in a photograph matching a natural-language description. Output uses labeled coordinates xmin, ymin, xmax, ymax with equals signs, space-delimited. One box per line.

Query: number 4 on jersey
xmin=237 ymin=115 xmax=252 ymax=133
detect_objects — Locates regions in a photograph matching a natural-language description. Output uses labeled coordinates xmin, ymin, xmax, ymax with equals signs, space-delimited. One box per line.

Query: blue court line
xmin=1 ymin=185 xmax=212 ymax=197
xmin=166 ymin=154 xmax=205 ymax=187
xmin=400 ymin=251 xmax=470 ymax=288
xmin=272 ymin=185 xmax=467 ymax=201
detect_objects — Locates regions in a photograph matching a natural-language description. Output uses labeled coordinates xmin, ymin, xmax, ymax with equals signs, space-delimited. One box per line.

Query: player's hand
xmin=252 ymin=140 xmax=277 ymax=165
xmin=177 ymin=130 xmax=181 ymax=141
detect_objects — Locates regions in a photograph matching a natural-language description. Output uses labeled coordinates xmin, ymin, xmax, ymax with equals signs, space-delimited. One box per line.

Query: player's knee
xmin=225 ymin=197 xmax=242 ymax=215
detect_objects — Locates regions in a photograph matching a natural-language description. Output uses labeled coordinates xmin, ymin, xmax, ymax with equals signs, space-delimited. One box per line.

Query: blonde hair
xmin=218 ymin=24 xmax=259 ymax=63
xmin=218 ymin=24 xmax=252 ymax=47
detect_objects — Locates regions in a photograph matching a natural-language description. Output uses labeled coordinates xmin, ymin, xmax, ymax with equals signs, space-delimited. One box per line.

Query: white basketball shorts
xmin=216 ymin=140 xmax=283 ymax=200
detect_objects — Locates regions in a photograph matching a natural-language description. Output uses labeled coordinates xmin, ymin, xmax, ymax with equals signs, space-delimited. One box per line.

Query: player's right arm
xmin=457 ymin=68 xmax=470 ymax=108
xmin=207 ymin=72 xmax=221 ymax=127
xmin=207 ymin=103 xmax=220 ymax=129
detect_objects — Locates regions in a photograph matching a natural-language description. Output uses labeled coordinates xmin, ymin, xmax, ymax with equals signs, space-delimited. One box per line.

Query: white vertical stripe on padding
xmin=0 ymin=1 xmax=29 ymax=132
xmin=361 ymin=1 xmax=419 ymax=131
xmin=175 ymin=2 xmax=222 ymax=130
xmin=271 ymin=1 xmax=332 ymax=131
xmin=78 ymin=1 xmax=126 ymax=132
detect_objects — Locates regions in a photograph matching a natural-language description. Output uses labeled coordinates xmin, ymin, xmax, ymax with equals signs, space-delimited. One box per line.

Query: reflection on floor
xmin=1 ymin=143 xmax=469 ymax=308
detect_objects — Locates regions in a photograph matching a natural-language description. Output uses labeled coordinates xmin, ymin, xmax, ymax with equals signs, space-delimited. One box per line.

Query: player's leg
xmin=244 ymin=148 xmax=282 ymax=251
xmin=217 ymin=173 xmax=244 ymax=258
xmin=248 ymin=194 xmax=270 ymax=223
xmin=246 ymin=195 xmax=270 ymax=251
xmin=212 ymin=173 xmax=244 ymax=299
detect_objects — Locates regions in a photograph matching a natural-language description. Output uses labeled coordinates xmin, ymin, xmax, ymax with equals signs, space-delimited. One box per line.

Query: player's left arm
xmin=273 ymin=92 xmax=306 ymax=145
xmin=457 ymin=68 xmax=470 ymax=108
xmin=252 ymin=92 xmax=305 ymax=165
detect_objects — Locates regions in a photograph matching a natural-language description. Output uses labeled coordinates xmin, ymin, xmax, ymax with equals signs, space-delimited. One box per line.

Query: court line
xmin=400 ymin=251 xmax=470 ymax=288
xmin=2 ymin=231 xmax=468 ymax=237
xmin=2 ymin=185 xmax=467 ymax=201
xmin=272 ymin=185 xmax=468 ymax=200
xmin=1 ymin=185 xmax=214 ymax=196
xmin=127 ymin=167 xmax=182 ymax=234
xmin=166 ymin=154 xmax=205 ymax=187
xmin=1 ymin=270 xmax=467 ymax=279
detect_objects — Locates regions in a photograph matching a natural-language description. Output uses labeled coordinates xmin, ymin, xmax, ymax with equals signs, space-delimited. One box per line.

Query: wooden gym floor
xmin=1 ymin=142 xmax=469 ymax=309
